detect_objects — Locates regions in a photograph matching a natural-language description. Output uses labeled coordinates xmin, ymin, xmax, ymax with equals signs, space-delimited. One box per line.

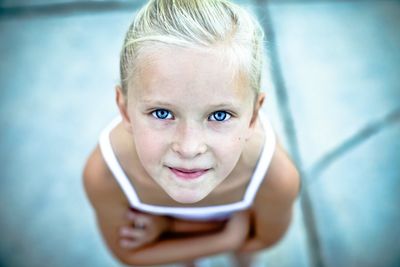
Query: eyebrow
xmin=206 ymin=102 xmax=242 ymax=111
xmin=140 ymin=99 xmax=242 ymax=110
xmin=140 ymin=100 xmax=175 ymax=108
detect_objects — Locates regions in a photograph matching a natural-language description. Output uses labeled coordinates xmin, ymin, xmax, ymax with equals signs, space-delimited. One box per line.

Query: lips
xmin=168 ymin=167 xmax=210 ymax=180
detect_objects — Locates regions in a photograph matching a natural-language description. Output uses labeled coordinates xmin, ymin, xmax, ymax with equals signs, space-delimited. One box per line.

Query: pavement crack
xmin=308 ymin=107 xmax=400 ymax=179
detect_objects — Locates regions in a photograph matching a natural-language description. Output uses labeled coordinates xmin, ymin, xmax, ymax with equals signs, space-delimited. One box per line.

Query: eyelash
xmin=151 ymin=109 xmax=174 ymax=120
xmin=150 ymin=109 xmax=232 ymax=122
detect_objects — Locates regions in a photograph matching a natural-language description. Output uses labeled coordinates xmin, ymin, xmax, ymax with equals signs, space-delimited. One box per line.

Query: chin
xmin=168 ymin=190 xmax=208 ymax=204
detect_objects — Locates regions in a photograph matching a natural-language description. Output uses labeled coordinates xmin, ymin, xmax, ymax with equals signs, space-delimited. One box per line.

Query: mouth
xmin=168 ymin=167 xmax=210 ymax=180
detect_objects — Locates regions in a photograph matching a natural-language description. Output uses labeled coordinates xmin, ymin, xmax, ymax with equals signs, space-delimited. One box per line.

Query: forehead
xmin=130 ymin=44 xmax=253 ymax=102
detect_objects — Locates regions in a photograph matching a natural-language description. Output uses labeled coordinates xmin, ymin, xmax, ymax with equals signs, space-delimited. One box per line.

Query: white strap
xmin=98 ymin=111 xmax=276 ymax=216
xmin=242 ymin=111 xmax=276 ymax=204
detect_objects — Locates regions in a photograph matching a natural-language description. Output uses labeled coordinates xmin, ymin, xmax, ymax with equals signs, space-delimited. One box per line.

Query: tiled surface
xmin=268 ymin=0 xmax=400 ymax=171
xmin=0 ymin=0 xmax=80 ymax=7
xmin=0 ymin=12 xmax=133 ymax=267
xmin=0 ymin=0 xmax=399 ymax=267
xmin=309 ymin=123 xmax=400 ymax=267
xmin=268 ymin=1 xmax=400 ymax=267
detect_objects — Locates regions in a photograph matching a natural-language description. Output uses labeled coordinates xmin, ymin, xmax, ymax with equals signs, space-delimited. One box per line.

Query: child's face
xmin=119 ymin=45 xmax=262 ymax=204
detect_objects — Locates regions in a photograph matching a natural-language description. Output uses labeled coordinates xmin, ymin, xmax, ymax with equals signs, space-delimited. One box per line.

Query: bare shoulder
xmin=253 ymin=141 xmax=300 ymax=219
xmin=244 ymin=141 xmax=300 ymax=248
xmin=82 ymin=145 xmax=127 ymax=211
xmin=82 ymin=145 xmax=133 ymax=260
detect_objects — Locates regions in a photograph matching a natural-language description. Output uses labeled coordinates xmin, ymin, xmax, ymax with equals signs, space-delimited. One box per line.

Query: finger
xmin=119 ymin=238 xmax=141 ymax=250
xmin=135 ymin=215 xmax=153 ymax=229
xmin=126 ymin=210 xmax=138 ymax=222
xmin=119 ymin=226 xmax=147 ymax=239
xmin=126 ymin=211 xmax=151 ymax=228
xmin=134 ymin=218 xmax=147 ymax=229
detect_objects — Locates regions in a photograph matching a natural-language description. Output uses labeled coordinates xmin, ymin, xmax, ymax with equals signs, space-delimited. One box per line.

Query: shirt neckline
xmin=99 ymin=111 xmax=276 ymax=216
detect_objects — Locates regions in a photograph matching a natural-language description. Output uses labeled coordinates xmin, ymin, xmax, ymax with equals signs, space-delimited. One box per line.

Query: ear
xmin=249 ymin=92 xmax=266 ymax=129
xmin=115 ymin=85 xmax=133 ymax=134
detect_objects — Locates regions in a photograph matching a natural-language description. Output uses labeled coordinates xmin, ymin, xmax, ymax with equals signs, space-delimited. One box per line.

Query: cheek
xmin=133 ymin=127 xmax=167 ymax=165
xmin=211 ymin=130 xmax=247 ymax=168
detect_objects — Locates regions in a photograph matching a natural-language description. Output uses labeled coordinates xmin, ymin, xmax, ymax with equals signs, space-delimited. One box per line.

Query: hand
xmin=222 ymin=210 xmax=251 ymax=250
xmin=119 ymin=209 xmax=171 ymax=250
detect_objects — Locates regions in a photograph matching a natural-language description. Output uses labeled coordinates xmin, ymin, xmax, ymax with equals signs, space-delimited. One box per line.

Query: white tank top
xmin=99 ymin=111 xmax=276 ymax=221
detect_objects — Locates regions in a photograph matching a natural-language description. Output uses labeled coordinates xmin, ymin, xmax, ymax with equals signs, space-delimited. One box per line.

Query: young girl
xmin=83 ymin=0 xmax=300 ymax=266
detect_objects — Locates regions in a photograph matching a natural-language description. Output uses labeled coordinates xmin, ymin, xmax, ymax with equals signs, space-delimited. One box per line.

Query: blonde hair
xmin=120 ymin=0 xmax=265 ymax=97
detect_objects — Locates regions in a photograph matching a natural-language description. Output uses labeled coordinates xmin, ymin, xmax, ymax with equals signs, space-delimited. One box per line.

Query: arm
xmin=116 ymin=211 xmax=248 ymax=266
xmin=238 ymin=204 xmax=294 ymax=253
xmin=83 ymin=146 xmax=250 ymax=266
xmin=238 ymin=142 xmax=300 ymax=253
xmin=118 ymin=209 xmax=226 ymax=249
xmin=102 ymin=209 xmax=249 ymax=266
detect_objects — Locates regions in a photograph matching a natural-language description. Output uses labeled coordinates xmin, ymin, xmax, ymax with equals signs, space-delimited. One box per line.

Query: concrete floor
xmin=0 ymin=0 xmax=399 ymax=267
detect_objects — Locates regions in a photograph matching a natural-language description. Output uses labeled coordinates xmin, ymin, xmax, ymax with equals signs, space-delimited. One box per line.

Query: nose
xmin=171 ymin=121 xmax=207 ymax=158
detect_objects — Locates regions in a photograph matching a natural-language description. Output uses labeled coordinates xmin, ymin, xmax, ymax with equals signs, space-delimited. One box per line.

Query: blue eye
xmin=152 ymin=109 xmax=173 ymax=120
xmin=209 ymin=111 xmax=231 ymax=122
